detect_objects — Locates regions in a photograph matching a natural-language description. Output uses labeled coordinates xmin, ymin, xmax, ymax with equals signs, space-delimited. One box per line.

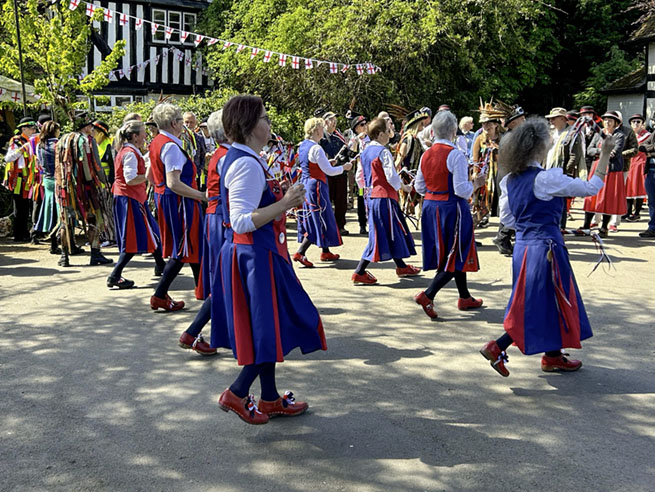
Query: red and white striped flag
xmin=165 ymin=26 xmax=174 ymax=40
xmin=250 ymin=48 xmax=260 ymax=59
xmin=291 ymin=56 xmax=300 ymax=69
xmin=103 ymin=8 xmax=113 ymax=23
xmin=355 ymin=64 xmax=363 ymax=75
xmin=194 ymin=35 xmax=204 ymax=47
xmin=341 ymin=64 xmax=349 ymax=73
xmin=305 ymin=58 xmax=313 ymax=69
xmin=329 ymin=62 xmax=338 ymax=74
xmin=119 ymin=13 xmax=129 ymax=26
xmin=223 ymin=41 xmax=233 ymax=50
xmin=263 ymin=51 xmax=272 ymax=62
xmin=366 ymin=63 xmax=375 ymax=74
xmin=68 ymin=0 xmax=79 ymax=11
xmin=151 ymin=23 xmax=159 ymax=35
xmin=279 ymin=54 xmax=287 ymax=66
xmin=135 ymin=18 xmax=143 ymax=30
xmin=207 ymin=38 xmax=218 ymax=46
xmin=85 ymin=3 xmax=96 ymax=17
xmin=236 ymin=44 xmax=245 ymax=53
xmin=180 ymin=31 xmax=189 ymax=42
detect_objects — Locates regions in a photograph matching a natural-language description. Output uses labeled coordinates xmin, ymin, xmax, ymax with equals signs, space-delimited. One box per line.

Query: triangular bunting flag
xmin=236 ymin=44 xmax=245 ymax=53
xmin=250 ymin=47 xmax=260 ymax=59
xmin=68 ymin=0 xmax=79 ymax=11
xmin=329 ymin=62 xmax=338 ymax=73
xmin=279 ymin=54 xmax=287 ymax=67
xmin=135 ymin=18 xmax=143 ymax=30
xmin=263 ymin=51 xmax=272 ymax=62
xmin=207 ymin=38 xmax=218 ymax=45
xmin=119 ymin=13 xmax=129 ymax=26
xmin=151 ymin=23 xmax=159 ymax=35
xmin=194 ymin=35 xmax=204 ymax=47
xmin=117 ymin=69 xmax=124 ymax=79
xmin=305 ymin=58 xmax=313 ymax=69
xmin=108 ymin=72 xmax=116 ymax=81
xmin=223 ymin=41 xmax=233 ymax=50
xmin=180 ymin=31 xmax=189 ymax=43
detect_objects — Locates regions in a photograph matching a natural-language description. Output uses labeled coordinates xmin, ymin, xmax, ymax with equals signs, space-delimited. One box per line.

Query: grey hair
xmin=114 ymin=120 xmax=145 ymax=152
xmin=207 ymin=110 xmax=226 ymax=143
xmin=432 ymin=111 xmax=458 ymax=140
xmin=152 ymin=103 xmax=181 ymax=131
xmin=498 ymin=117 xmax=551 ymax=175
xmin=122 ymin=112 xmax=142 ymax=125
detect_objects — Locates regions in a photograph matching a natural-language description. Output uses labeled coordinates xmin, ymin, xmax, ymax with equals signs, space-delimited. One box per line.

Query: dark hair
xmin=39 ymin=120 xmax=60 ymax=145
xmin=498 ymin=117 xmax=551 ymax=175
xmin=222 ymin=95 xmax=265 ymax=144
xmin=367 ymin=117 xmax=388 ymax=140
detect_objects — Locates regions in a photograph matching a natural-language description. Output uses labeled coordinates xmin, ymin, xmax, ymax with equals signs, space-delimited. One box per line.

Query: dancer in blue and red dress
xmin=213 ymin=95 xmax=327 ymax=425
xmin=149 ymin=103 xmax=208 ymax=312
xmin=178 ymin=110 xmax=230 ymax=356
xmin=107 ymin=120 xmax=166 ymax=289
xmin=480 ymin=118 xmax=612 ymax=376
xmin=351 ymin=117 xmax=421 ymax=284
xmin=413 ymin=111 xmax=484 ymax=320
xmin=293 ymin=117 xmax=352 ymax=267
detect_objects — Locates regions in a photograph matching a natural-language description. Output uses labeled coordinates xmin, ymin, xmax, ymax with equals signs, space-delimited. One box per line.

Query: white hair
xmin=207 ymin=110 xmax=226 ymax=143
xmin=152 ymin=103 xmax=181 ymax=131
xmin=459 ymin=116 xmax=473 ymax=130
xmin=432 ymin=111 xmax=458 ymax=140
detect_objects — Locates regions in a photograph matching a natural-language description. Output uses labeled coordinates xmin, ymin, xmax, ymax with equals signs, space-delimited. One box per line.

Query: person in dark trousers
xmin=319 ymin=111 xmax=350 ymax=235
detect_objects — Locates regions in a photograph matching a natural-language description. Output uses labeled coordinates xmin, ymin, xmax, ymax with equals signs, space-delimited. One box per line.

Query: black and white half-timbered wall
xmin=83 ymin=0 xmax=213 ymax=111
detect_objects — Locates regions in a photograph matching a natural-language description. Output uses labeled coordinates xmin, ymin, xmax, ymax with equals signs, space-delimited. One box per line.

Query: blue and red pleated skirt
xmin=113 ymin=195 xmax=160 ymax=254
xmin=362 ymin=197 xmax=415 ymax=262
xmin=297 ymin=178 xmax=342 ymax=248
xmin=154 ymin=192 xmax=204 ymax=263
xmin=421 ymin=197 xmax=479 ymax=272
xmin=196 ymin=210 xmax=225 ymax=300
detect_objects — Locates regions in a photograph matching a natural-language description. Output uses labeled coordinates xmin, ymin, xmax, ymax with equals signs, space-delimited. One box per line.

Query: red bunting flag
xmin=151 ymin=23 xmax=159 ymax=35
xmin=263 ymin=51 xmax=272 ymax=62
xmin=250 ymin=47 xmax=260 ymax=59
xmin=279 ymin=54 xmax=287 ymax=66
xmin=85 ymin=3 xmax=96 ymax=17
xmin=104 ymin=8 xmax=113 ymax=23
xmin=119 ymin=13 xmax=128 ymax=26
xmin=236 ymin=44 xmax=245 ymax=53
xmin=135 ymin=18 xmax=143 ymax=30
xmin=305 ymin=58 xmax=313 ymax=69
xmin=291 ymin=56 xmax=300 ymax=69
xmin=68 ymin=0 xmax=79 ymax=11
xmin=165 ymin=26 xmax=174 ymax=40
xmin=329 ymin=62 xmax=338 ymax=73
xmin=355 ymin=64 xmax=363 ymax=75
xmin=194 ymin=35 xmax=204 ymax=47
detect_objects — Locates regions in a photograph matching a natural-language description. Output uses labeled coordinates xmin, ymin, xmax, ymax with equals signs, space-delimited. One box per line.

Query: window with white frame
xmin=151 ymin=9 xmax=196 ymax=45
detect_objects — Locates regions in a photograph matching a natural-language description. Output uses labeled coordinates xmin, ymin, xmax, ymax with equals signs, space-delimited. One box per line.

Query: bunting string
xmin=106 ymin=47 xmax=209 ymax=81
xmin=68 ymin=0 xmax=381 ymax=75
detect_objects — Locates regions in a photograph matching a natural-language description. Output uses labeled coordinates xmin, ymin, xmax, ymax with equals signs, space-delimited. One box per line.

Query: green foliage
xmin=0 ymin=0 xmax=125 ymax=122
xmin=200 ymin=0 xmax=559 ymax=127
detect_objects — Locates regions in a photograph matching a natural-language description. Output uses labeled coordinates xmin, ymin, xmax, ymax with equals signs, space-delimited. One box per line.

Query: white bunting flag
xmin=207 ymin=38 xmax=218 ymax=46
xmin=104 ymin=8 xmax=113 ymax=23
xmin=165 ymin=26 xmax=174 ymax=40
xmin=366 ymin=63 xmax=375 ymax=74
xmin=155 ymin=55 xmax=160 ymax=63
xmin=236 ymin=44 xmax=245 ymax=53
xmin=263 ymin=51 xmax=272 ymax=62
xmin=223 ymin=41 xmax=233 ymax=50
xmin=85 ymin=3 xmax=96 ymax=17
xmin=68 ymin=0 xmax=79 ymax=11
xmin=279 ymin=54 xmax=287 ymax=67
xmin=355 ymin=64 xmax=363 ymax=75
xmin=250 ymin=47 xmax=260 ymax=59
xmin=151 ymin=23 xmax=159 ymax=35
xmin=305 ymin=58 xmax=313 ymax=69
xmin=194 ymin=35 xmax=204 ymax=47
xmin=108 ymin=72 xmax=117 ymax=81
xmin=291 ymin=56 xmax=299 ymax=69
xmin=176 ymin=51 xmax=184 ymax=61
xmin=135 ymin=18 xmax=143 ymax=30
xmin=125 ymin=67 xmax=133 ymax=77
xmin=341 ymin=64 xmax=349 ymax=73
xmin=119 ymin=13 xmax=129 ymax=26
xmin=117 ymin=69 xmax=124 ymax=79
xmin=180 ymin=31 xmax=189 ymax=43
xmin=329 ymin=62 xmax=338 ymax=74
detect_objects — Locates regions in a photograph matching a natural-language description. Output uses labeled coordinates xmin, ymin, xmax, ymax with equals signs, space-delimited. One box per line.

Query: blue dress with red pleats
xmin=296 ymin=139 xmax=342 ymax=248
xmin=113 ymin=197 xmax=161 ymax=254
xmin=504 ymin=167 xmax=592 ymax=355
xmin=212 ymin=146 xmax=327 ymax=365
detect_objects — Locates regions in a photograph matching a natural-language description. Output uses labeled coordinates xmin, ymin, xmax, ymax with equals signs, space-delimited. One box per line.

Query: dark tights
xmin=186 ymin=296 xmax=212 ymax=337
xmin=425 ymin=270 xmax=471 ymax=300
xmin=297 ymin=237 xmax=329 ymax=255
xmin=230 ymin=362 xmax=280 ymax=401
xmin=110 ymin=247 xmax=166 ymax=280
xmin=355 ymin=257 xmax=406 ymax=275
xmin=583 ymin=212 xmax=610 ymax=230
xmin=626 ymin=198 xmax=644 ymax=216
xmin=154 ymin=258 xmax=200 ymax=298
xmin=496 ymin=333 xmax=560 ymax=357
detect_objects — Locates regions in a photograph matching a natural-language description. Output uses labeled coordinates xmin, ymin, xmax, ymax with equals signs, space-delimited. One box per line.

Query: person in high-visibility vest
xmin=3 ymin=117 xmax=38 ymax=242
xmin=93 ymin=120 xmax=115 ymax=186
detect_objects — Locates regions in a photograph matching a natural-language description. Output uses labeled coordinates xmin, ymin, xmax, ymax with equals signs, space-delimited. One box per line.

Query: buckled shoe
xmin=480 ymin=340 xmax=510 ymax=377
xmin=179 ymin=332 xmax=217 ymax=356
xmin=150 ymin=295 xmax=185 ymax=312
xmin=414 ymin=291 xmax=438 ymax=319
xmin=218 ymin=389 xmax=269 ymax=425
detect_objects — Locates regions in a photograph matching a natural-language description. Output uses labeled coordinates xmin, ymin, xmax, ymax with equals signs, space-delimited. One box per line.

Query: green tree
xmin=0 ymin=0 xmax=125 ymax=122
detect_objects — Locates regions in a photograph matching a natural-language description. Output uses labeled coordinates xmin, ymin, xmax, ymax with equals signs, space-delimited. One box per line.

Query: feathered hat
xmin=478 ymin=98 xmax=505 ymax=123
xmin=493 ymin=100 xmax=525 ymax=127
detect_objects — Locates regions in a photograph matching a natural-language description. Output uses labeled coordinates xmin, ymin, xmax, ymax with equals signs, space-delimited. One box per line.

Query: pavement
xmin=1 ymin=207 xmax=654 ymax=492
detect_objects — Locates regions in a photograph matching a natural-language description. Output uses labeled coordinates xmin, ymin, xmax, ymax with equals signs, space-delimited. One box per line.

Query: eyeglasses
xmin=260 ymin=115 xmax=271 ymax=125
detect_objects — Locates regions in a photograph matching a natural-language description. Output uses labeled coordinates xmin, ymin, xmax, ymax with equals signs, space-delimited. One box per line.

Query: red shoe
xmin=218 ymin=389 xmax=269 ymax=425
xmin=414 ymin=291 xmax=438 ymax=319
xmin=351 ymin=271 xmax=378 ymax=284
xmin=457 ymin=297 xmax=484 ymax=310
xmin=292 ymin=252 xmax=314 ymax=268
xmin=609 ymin=225 xmax=618 ymax=233
xmin=541 ymin=353 xmax=582 ymax=372
xmin=150 ymin=294 xmax=185 ymax=312
xmin=178 ymin=332 xmax=217 ymax=356
xmin=479 ymin=340 xmax=510 ymax=377
xmin=258 ymin=391 xmax=308 ymax=417
xmin=396 ymin=264 xmax=421 ymax=277
xmin=320 ymin=251 xmax=340 ymax=261
xmin=590 ymin=222 xmax=598 ymax=228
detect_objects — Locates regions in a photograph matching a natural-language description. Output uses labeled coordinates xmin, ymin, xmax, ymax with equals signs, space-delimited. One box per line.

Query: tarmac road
xmin=1 ymin=208 xmax=654 ymax=492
